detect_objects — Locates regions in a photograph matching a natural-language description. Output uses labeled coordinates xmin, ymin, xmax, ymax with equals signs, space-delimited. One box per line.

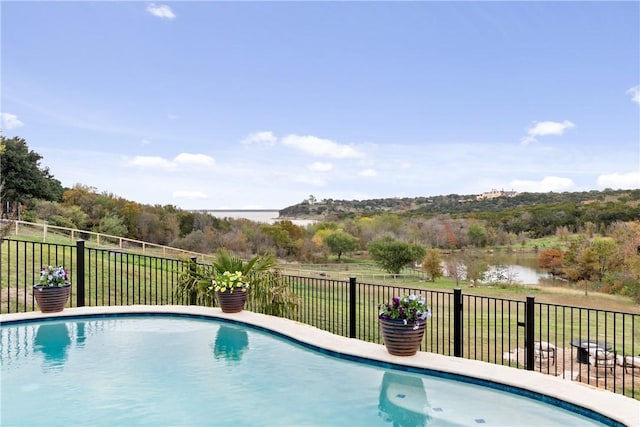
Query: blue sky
xmin=2 ymin=1 xmax=639 ymax=210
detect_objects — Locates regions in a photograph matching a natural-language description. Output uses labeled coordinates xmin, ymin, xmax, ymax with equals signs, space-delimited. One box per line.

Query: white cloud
xmin=521 ymin=120 xmax=575 ymax=145
xmin=146 ymin=3 xmax=176 ymax=19
xmin=509 ymin=176 xmax=575 ymax=192
xmin=173 ymin=190 xmax=208 ymax=200
xmin=0 ymin=112 xmax=24 ymax=130
xmin=124 ymin=153 xmax=213 ymax=171
xmin=141 ymin=139 xmax=151 ymax=145
xmin=309 ymin=162 xmax=333 ymax=172
xmin=242 ymin=131 xmax=277 ymax=146
xmin=359 ymin=168 xmax=377 ymax=177
xmin=173 ymin=153 xmax=215 ymax=167
xmin=627 ymin=86 xmax=640 ymax=104
xmin=281 ymin=134 xmax=365 ymax=159
xmin=167 ymin=114 xmax=178 ymax=120
xmin=597 ymin=171 xmax=640 ymax=189
xmin=124 ymin=156 xmax=176 ymax=171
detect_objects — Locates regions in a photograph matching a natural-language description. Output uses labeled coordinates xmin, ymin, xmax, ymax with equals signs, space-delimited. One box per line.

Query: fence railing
xmin=0 ymin=219 xmax=214 ymax=262
xmin=1 ymin=238 xmax=638 ymax=400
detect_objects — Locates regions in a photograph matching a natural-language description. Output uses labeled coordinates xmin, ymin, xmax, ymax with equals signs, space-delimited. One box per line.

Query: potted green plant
xmin=33 ymin=265 xmax=71 ymax=313
xmin=175 ymin=259 xmax=213 ymax=306
xmin=378 ymin=294 xmax=431 ymax=356
xmin=175 ymin=249 xmax=298 ymax=316
xmin=210 ymin=249 xmax=279 ymax=313
xmin=211 ymin=270 xmax=249 ymax=313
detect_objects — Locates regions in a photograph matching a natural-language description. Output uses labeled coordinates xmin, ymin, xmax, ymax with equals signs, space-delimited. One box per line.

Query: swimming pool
xmin=1 ymin=307 xmax=636 ymax=426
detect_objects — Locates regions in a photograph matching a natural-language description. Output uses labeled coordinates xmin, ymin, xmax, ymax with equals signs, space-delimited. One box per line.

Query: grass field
xmin=282 ymin=259 xmax=640 ymax=314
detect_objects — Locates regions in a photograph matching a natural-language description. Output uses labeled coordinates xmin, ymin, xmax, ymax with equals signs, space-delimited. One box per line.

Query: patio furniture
xmin=622 ymin=355 xmax=640 ymax=374
xmin=570 ymin=340 xmax=612 ymax=364
xmin=588 ymin=348 xmax=616 ymax=373
xmin=534 ymin=341 xmax=556 ymax=365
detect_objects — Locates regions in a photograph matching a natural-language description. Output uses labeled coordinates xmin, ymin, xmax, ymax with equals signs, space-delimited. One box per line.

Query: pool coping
xmin=2 ymin=305 xmax=638 ymax=426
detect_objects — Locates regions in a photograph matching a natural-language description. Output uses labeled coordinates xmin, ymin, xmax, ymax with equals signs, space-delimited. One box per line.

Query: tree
xmin=261 ymin=223 xmax=297 ymax=257
xmin=462 ymin=251 xmax=489 ymax=286
xmin=324 ymin=231 xmax=359 ymax=261
xmin=538 ymin=249 xmax=563 ymax=277
xmin=591 ymin=237 xmax=617 ymax=282
xmin=367 ymin=236 xmax=424 ymax=275
xmin=97 ymin=213 xmax=128 ymax=237
xmin=467 ymin=223 xmax=487 ymax=247
xmin=421 ymin=249 xmax=443 ymax=282
xmin=0 ymin=136 xmax=64 ymax=217
xmin=576 ymin=246 xmax=599 ymax=295
xmin=445 ymin=259 xmax=465 ymax=286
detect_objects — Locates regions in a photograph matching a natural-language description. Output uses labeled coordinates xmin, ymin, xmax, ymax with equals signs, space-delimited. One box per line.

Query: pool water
xmin=1 ymin=316 xmax=609 ymax=426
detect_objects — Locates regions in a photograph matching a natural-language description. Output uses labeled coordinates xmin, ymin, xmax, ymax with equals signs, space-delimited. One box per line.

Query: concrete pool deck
xmin=2 ymin=305 xmax=638 ymax=426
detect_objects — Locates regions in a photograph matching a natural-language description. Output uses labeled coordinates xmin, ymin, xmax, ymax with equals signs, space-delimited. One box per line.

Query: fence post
xmin=525 ymin=295 xmax=535 ymax=371
xmin=349 ymin=277 xmax=356 ymax=339
xmin=453 ymin=288 xmax=463 ymax=357
xmin=76 ymin=240 xmax=85 ymax=307
xmin=189 ymin=256 xmax=198 ymax=305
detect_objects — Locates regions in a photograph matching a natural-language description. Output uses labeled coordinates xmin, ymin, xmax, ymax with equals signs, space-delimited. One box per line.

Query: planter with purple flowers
xmin=378 ymin=294 xmax=431 ymax=356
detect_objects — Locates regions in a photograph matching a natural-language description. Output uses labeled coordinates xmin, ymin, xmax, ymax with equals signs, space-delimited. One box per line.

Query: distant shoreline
xmin=188 ymin=209 xmax=281 ymax=213
xmin=188 ymin=209 xmax=315 ymax=226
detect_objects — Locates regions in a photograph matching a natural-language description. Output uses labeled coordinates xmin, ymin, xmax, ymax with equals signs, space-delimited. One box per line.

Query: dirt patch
xmin=504 ymin=345 xmax=640 ymax=397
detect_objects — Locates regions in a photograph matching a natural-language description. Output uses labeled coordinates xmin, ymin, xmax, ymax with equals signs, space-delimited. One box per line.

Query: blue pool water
xmin=1 ymin=315 xmax=614 ymax=426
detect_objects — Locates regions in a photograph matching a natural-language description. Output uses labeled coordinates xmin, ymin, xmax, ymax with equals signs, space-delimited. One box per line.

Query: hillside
xmin=279 ymin=189 xmax=640 ymax=219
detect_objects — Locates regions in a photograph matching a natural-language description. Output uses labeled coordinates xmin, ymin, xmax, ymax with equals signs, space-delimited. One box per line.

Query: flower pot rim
xmin=215 ymin=288 xmax=248 ymax=294
xmin=33 ymin=283 xmax=72 ymax=289
xmin=379 ymin=317 xmax=426 ymax=326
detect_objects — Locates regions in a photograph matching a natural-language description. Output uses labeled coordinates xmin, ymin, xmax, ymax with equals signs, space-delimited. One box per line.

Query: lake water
xmin=192 ymin=210 xmax=316 ymax=226
xmin=444 ymin=252 xmax=552 ymax=285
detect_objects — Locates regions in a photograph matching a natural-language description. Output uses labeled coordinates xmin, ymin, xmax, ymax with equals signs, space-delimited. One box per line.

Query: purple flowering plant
xmin=38 ymin=265 xmax=69 ymax=287
xmin=378 ymin=294 xmax=431 ymax=329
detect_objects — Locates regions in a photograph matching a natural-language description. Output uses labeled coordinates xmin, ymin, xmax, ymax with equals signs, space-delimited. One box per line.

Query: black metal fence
xmin=2 ymin=238 xmax=638 ymax=399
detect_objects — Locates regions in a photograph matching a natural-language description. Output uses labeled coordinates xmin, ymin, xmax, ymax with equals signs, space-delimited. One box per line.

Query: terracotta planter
xmin=379 ymin=318 xmax=426 ymax=356
xmin=33 ymin=284 xmax=71 ymax=313
xmin=215 ymin=289 xmax=248 ymax=313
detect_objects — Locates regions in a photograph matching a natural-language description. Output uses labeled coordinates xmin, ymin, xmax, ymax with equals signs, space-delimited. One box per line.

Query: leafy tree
xmin=135 ymin=209 xmax=180 ymax=245
xmin=461 ymin=251 xmax=489 ymax=286
xmin=261 ymin=223 xmax=297 ymax=257
xmin=324 ymin=230 xmax=359 ymax=261
xmin=97 ymin=213 xmax=128 ymax=237
xmin=177 ymin=211 xmax=195 ymax=237
xmin=48 ymin=214 xmax=76 ymax=228
xmin=0 ymin=136 xmax=64 ymax=216
xmin=538 ymin=249 xmax=563 ymax=276
xmin=367 ymin=236 xmax=424 ymax=275
xmin=608 ymin=221 xmax=640 ymax=302
xmin=467 ymin=223 xmax=487 ymax=247
xmin=442 ymin=220 xmax=458 ymax=249
xmin=31 ymin=200 xmax=88 ymax=229
xmin=171 ymin=230 xmax=209 ymax=253
xmin=575 ymin=246 xmax=599 ymax=295
xmin=62 ymin=184 xmax=99 ymax=212
xmin=274 ymin=220 xmax=304 ymax=241
xmin=591 ymin=237 xmax=617 ymax=282
xmin=421 ymin=249 xmax=443 ymax=282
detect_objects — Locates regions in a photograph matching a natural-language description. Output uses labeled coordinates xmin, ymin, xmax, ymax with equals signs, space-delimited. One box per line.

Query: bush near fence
xmin=1 ymin=238 xmax=638 ymax=400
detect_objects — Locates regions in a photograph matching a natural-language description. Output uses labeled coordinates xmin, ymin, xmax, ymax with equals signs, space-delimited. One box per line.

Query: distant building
xmin=476 ymin=189 xmax=518 ymax=200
